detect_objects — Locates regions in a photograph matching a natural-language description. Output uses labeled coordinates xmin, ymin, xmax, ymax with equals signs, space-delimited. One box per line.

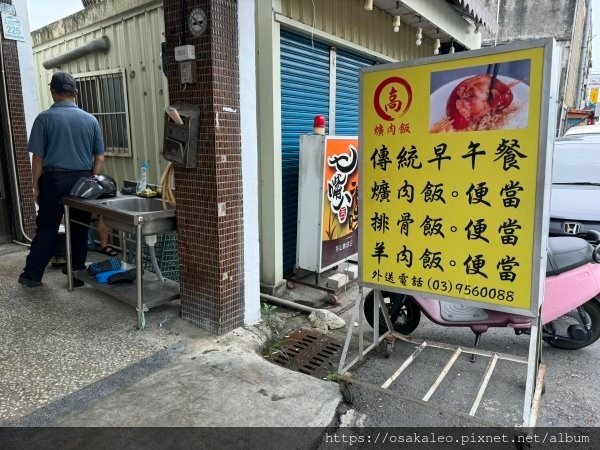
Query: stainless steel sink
xmin=101 ymin=197 xmax=170 ymax=213
xmin=63 ymin=195 xmax=176 ymax=236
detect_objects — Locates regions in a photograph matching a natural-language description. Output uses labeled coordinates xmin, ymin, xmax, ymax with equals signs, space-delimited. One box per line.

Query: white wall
xmin=239 ymin=0 xmax=261 ymax=325
xmin=14 ymin=0 xmax=39 ymax=136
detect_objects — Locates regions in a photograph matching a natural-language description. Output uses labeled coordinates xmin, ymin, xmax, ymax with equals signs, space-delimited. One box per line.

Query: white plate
xmin=429 ymin=75 xmax=530 ymax=132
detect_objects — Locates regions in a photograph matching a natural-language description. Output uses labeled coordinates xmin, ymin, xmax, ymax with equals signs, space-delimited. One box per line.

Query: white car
xmin=564 ymin=124 xmax=600 ymax=136
xmin=550 ymin=135 xmax=600 ymax=240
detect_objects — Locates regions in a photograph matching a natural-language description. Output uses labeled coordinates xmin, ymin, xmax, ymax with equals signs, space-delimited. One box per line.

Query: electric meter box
xmin=296 ymin=135 xmax=360 ymax=273
xmin=174 ymin=44 xmax=196 ymax=61
xmin=162 ymin=103 xmax=200 ymax=168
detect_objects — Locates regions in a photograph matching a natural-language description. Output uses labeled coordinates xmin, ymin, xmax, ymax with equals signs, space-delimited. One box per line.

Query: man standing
xmin=18 ymin=72 xmax=104 ymax=287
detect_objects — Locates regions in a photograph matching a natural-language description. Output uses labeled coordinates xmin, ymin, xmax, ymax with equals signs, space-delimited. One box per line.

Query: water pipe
xmin=0 ymin=37 xmax=32 ymax=243
xmin=259 ymin=293 xmax=316 ymax=314
xmin=144 ymin=234 xmax=165 ymax=282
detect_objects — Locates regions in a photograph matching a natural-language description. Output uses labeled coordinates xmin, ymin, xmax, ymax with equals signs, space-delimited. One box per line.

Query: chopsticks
xmin=488 ymin=63 xmax=499 ymax=101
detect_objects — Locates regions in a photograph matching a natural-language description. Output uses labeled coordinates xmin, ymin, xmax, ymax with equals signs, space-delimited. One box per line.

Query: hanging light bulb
xmin=364 ymin=0 xmax=373 ymax=11
xmin=449 ymin=40 xmax=455 ymax=54
xmin=415 ymin=17 xmax=422 ymax=46
xmin=433 ymin=30 xmax=440 ymax=55
xmin=393 ymin=1 xmax=401 ymax=32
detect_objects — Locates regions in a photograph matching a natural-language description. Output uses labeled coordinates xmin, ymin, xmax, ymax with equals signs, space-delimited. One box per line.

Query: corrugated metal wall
xmin=281 ymin=0 xmax=433 ymax=61
xmin=280 ymin=31 xmax=378 ymax=273
xmin=32 ymin=4 xmax=169 ymax=188
xmin=280 ymin=30 xmax=331 ymax=274
xmin=278 ymin=1 xmax=432 ymax=274
xmin=335 ymin=49 xmax=374 ymax=136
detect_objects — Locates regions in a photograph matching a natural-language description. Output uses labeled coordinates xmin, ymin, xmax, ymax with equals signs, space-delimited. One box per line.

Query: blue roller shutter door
xmin=280 ymin=31 xmax=330 ymax=275
xmin=335 ymin=50 xmax=375 ymax=136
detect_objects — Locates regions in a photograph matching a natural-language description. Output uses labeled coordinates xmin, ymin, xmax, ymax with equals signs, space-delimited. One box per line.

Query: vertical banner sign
xmin=321 ymin=137 xmax=359 ymax=269
xmin=360 ymin=41 xmax=555 ymax=316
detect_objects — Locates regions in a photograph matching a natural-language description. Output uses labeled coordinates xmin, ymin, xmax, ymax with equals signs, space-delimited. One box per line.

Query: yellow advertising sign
xmin=360 ymin=44 xmax=552 ymax=315
xmin=590 ymin=87 xmax=598 ymax=104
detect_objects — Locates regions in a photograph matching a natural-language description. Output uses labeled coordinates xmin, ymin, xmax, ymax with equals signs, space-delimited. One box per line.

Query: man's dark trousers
xmin=23 ymin=170 xmax=92 ymax=282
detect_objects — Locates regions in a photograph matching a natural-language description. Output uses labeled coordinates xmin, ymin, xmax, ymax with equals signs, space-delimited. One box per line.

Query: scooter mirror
xmin=594 ymin=245 xmax=600 ymax=264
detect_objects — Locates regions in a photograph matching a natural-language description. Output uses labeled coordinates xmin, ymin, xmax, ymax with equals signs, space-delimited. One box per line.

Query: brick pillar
xmin=163 ymin=0 xmax=244 ymax=334
xmin=0 ymin=0 xmax=36 ymax=239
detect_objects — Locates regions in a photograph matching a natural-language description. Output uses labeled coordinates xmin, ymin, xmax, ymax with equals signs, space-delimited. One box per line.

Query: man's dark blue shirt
xmin=28 ymin=101 xmax=104 ymax=169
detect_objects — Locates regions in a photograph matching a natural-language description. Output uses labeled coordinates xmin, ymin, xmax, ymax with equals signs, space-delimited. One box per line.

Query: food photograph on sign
xmin=429 ymin=59 xmax=531 ymax=133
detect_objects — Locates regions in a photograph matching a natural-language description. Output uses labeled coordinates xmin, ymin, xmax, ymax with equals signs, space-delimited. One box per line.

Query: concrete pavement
xmin=7 ymin=237 xmax=600 ymax=430
xmin=52 ymin=335 xmax=340 ymax=427
xmin=0 ymin=243 xmax=341 ymax=427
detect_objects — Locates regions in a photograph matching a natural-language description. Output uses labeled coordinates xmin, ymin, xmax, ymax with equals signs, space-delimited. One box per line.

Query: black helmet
xmin=95 ymin=174 xmax=117 ymax=197
xmin=69 ymin=174 xmax=117 ymax=199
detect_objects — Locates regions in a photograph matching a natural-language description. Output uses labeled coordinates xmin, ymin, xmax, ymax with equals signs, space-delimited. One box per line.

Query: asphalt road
xmin=269 ymin=270 xmax=600 ymax=428
xmin=335 ymin=307 xmax=600 ymax=428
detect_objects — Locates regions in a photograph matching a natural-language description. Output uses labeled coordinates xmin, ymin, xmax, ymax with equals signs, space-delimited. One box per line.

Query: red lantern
xmin=313 ymin=115 xmax=326 ymax=135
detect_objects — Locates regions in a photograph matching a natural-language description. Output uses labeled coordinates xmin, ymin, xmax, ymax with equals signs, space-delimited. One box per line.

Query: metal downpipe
xmin=259 ymin=293 xmax=316 ymax=314
xmin=0 ymin=36 xmax=32 ymax=243
xmin=147 ymin=244 xmax=165 ymax=283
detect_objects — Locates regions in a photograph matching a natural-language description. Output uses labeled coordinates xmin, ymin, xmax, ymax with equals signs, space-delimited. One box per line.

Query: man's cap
xmin=50 ymin=72 xmax=76 ymax=93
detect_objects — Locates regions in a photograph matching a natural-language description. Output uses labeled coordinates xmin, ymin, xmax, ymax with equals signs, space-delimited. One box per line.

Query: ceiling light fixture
xmin=415 ymin=16 xmax=422 ymax=46
xmin=393 ymin=1 xmax=401 ymax=32
xmin=433 ymin=29 xmax=440 ymax=55
xmin=364 ymin=0 xmax=373 ymax=11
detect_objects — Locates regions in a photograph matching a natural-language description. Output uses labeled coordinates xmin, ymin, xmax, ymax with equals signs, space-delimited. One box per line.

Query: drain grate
xmin=269 ymin=329 xmax=343 ymax=379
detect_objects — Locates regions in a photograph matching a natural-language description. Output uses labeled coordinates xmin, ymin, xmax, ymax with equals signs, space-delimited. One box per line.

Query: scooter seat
xmin=546 ymin=237 xmax=593 ymax=276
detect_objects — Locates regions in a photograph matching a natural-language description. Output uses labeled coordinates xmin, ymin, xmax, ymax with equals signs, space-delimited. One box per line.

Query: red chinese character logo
xmin=374 ymin=76 xmax=413 ymax=122
xmin=385 ymin=87 xmax=402 ymax=113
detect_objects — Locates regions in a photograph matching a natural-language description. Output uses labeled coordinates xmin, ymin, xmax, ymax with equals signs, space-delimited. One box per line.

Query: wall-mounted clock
xmin=188 ymin=7 xmax=208 ymax=37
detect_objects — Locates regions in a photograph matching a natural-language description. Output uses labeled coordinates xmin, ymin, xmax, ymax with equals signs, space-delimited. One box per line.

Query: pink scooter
xmin=364 ymin=235 xmax=600 ymax=351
